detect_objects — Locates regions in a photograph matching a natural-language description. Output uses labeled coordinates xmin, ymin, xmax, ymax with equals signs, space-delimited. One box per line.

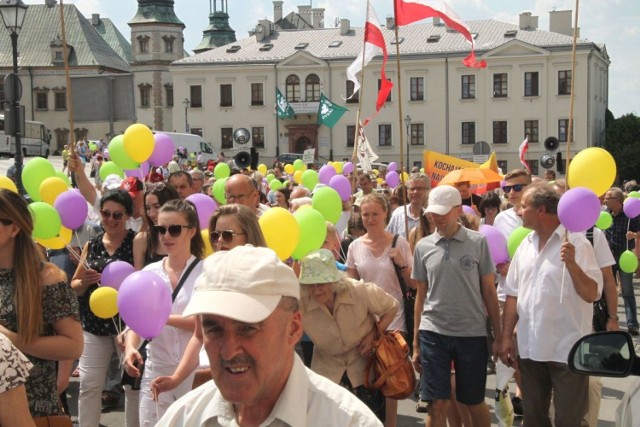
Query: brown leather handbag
xmin=364 ymin=328 xmax=416 ymax=400
xmin=32 ymin=416 xmax=72 ymax=427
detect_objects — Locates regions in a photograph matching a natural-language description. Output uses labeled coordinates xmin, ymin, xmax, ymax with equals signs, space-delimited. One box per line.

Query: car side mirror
xmin=568 ymin=331 xmax=637 ymax=377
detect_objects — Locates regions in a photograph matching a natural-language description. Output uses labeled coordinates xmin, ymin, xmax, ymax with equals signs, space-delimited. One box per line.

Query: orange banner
xmin=423 ymin=151 xmax=500 ymax=192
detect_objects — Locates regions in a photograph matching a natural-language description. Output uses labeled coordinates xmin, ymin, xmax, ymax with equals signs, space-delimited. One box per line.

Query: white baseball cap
xmin=426 ymin=185 xmax=462 ymax=215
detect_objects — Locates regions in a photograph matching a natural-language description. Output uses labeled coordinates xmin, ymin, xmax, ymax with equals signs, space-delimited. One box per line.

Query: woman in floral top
xmin=0 ymin=189 xmax=83 ymax=418
xmin=0 ymin=332 xmax=33 ymax=426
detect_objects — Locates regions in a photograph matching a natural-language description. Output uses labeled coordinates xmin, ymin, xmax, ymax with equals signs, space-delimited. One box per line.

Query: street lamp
xmin=182 ymin=97 xmax=190 ymax=133
xmin=404 ymin=114 xmax=411 ymax=172
xmin=0 ymin=0 xmax=28 ymax=195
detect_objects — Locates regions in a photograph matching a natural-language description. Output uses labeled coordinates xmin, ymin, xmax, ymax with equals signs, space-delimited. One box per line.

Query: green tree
xmin=604 ymin=112 xmax=640 ymax=183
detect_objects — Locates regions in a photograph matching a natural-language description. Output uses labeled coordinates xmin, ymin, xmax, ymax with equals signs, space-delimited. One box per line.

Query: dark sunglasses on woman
xmin=153 ymin=224 xmax=190 ymax=237
xmin=210 ymin=230 xmax=245 ymax=243
xmin=100 ymin=210 xmax=125 ymax=221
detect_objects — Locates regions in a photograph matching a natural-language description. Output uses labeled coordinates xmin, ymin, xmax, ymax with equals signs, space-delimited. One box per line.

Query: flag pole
xmin=566 ymin=0 xmax=580 ymax=187
xmin=393 ymin=19 xmax=410 ymax=240
xmin=59 ymin=0 xmax=76 ymax=167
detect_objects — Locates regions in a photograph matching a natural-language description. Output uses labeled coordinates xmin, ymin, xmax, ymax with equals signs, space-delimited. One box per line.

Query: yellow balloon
xmin=284 ymin=164 xmax=294 ymax=175
xmin=377 ymin=177 xmax=384 ymax=185
xmin=372 ymin=169 xmax=379 ymax=176
xmin=259 ymin=207 xmax=300 ymax=260
xmin=567 ymin=147 xmax=616 ymax=196
xmin=0 ymin=176 xmax=18 ymax=193
xmin=39 ymin=176 xmax=69 ymax=205
xmin=123 ymin=123 xmax=155 ymax=163
xmin=332 ymin=162 xmax=343 ymax=174
xmin=201 ymin=229 xmax=214 ymax=257
xmin=89 ymin=287 xmax=119 ymax=319
xmin=35 ymin=226 xmax=72 ymax=250
xmin=401 ymin=172 xmax=409 ymax=183
xmin=258 ymin=164 xmax=268 ymax=175
xmin=293 ymin=170 xmax=303 ymax=184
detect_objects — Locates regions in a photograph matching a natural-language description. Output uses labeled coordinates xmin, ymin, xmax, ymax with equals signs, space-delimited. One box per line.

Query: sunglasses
xmin=154 ymin=224 xmax=191 ymax=237
xmin=210 ymin=230 xmax=246 ymax=243
xmin=502 ymin=184 xmax=527 ymax=193
xmin=100 ymin=210 xmax=125 ymax=221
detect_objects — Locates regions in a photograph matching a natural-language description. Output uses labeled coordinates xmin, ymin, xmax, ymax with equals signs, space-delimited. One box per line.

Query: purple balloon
xmin=125 ymin=162 xmax=150 ymax=180
xmin=558 ymin=187 xmax=601 ymax=232
xmin=342 ymin=161 xmax=354 ymax=176
xmin=318 ymin=165 xmax=337 ymax=185
xmin=386 ymin=171 xmax=400 ymax=188
xmin=117 ymin=271 xmax=172 ymax=340
xmin=479 ymin=224 xmax=509 ymax=265
xmin=148 ymin=133 xmax=176 ymax=167
xmin=624 ymin=198 xmax=640 ymax=218
xmin=186 ymin=193 xmax=218 ymax=229
xmin=387 ymin=162 xmax=398 ymax=172
xmin=462 ymin=205 xmax=479 ymax=217
xmin=54 ymin=190 xmax=89 ymax=230
xmin=329 ymin=174 xmax=352 ymax=201
xmin=101 ymin=260 xmax=135 ymax=290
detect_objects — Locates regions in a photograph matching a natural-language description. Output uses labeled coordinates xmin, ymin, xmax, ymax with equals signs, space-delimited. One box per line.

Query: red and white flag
xmin=346 ymin=2 xmax=393 ymax=123
xmin=519 ymin=136 xmax=531 ymax=173
xmin=394 ymin=0 xmax=486 ymax=68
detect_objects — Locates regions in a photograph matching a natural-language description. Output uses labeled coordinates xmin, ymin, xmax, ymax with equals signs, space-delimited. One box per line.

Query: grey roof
xmin=0 ymin=4 xmax=131 ymax=71
xmin=91 ymin=17 xmax=132 ymax=64
xmin=175 ymin=19 xmax=601 ymax=66
xmin=276 ymin=11 xmax=313 ymax=31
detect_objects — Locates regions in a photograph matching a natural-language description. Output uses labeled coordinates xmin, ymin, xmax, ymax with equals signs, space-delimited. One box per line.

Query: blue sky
xmin=23 ymin=0 xmax=639 ymax=117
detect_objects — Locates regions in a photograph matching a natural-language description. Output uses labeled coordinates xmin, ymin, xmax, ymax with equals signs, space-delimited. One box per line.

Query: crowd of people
xmin=1 ymin=146 xmax=639 ymax=427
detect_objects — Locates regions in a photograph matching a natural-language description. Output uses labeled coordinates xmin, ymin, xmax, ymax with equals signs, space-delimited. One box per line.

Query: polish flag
xmin=394 ymin=0 xmax=486 ymax=68
xmin=519 ymin=136 xmax=531 ymax=173
xmin=346 ymin=2 xmax=393 ymax=121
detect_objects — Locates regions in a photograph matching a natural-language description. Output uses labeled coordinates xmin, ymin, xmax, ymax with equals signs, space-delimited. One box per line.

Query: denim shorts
xmin=419 ymin=330 xmax=488 ymax=405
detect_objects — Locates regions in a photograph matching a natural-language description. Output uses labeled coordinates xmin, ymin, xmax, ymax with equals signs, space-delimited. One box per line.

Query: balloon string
xmin=66 ymin=243 xmax=91 ymax=270
xmin=627 ymin=219 xmax=631 ymax=252
xmin=111 ymin=317 xmax=121 ymax=335
xmin=560 ymin=265 xmax=566 ymax=304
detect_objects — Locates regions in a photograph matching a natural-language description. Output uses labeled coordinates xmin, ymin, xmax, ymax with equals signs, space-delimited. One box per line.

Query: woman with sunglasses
xmin=150 ymin=204 xmax=266 ymax=398
xmin=0 ymin=189 xmax=83 ymax=419
xmin=133 ymin=183 xmax=180 ymax=270
xmin=71 ymin=189 xmax=136 ymax=427
xmin=123 ymin=199 xmax=205 ymax=425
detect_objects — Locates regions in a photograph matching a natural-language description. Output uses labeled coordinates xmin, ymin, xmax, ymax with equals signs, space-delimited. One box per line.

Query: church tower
xmin=194 ymin=0 xmax=236 ymax=54
xmin=129 ymin=0 xmax=185 ymax=131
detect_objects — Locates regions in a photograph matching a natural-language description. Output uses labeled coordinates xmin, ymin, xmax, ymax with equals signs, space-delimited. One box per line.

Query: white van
xmin=154 ymin=132 xmax=217 ymax=163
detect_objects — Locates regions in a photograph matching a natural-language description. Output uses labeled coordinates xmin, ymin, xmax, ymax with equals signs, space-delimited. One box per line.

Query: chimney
xmin=549 ymin=10 xmax=573 ymax=36
xmin=256 ymin=19 xmax=271 ymax=41
xmin=273 ymin=1 xmax=283 ymax=23
xmin=312 ymin=8 xmax=325 ymax=29
xmin=519 ymin=12 xmax=538 ymax=30
xmin=433 ymin=16 xmax=441 ymax=26
xmin=339 ymin=19 xmax=350 ymax=36
xmin=298 ymin=5 xmax=312 ymax=24
xmin=386 ymin=16 xmax=395 ymax=29
xmin=91 ymin=14 xmax=100 ymax=26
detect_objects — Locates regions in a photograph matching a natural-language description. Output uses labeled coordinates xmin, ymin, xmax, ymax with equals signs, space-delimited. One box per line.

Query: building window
xmin=378 ymin=124 xmax=392 ymax=147
xmin=410 ymin=77 xmax=424 ymax=101
xmin=138 ymin=36 xmax=149 ymax=54
xmin=163 ymin=37 xmax=174 ymax=53
xmin=285 ymin=74 xmax=300 ymax=102
xmin=54 ymin=90 xmax=66 ymax=110
xmin=74 ymin=128 xmax=88 ymax=142
xmin=378 ymin=79 xmax=392 ymax=102
xmin=529 ymin=159 xmax=539 ymax=176
xmin=251 ymin=83 xmax=264 ymax=106
xmin=0 ymin=79 xmax=4 ymax=102
xmin=35 ymin=91 xmax=48 ymax=110
xmin=410 ymin=123 xmax=424 ymax=145
xmin=165 ymin=85 xmax=173 ymax=107
xmin=558 ymin=70 xmax=572 ymax=95
xmin=305 ymin=74 xmax=320 ymax=102
xmin=139 ymin=84 xmax=151 ymax=108
xmin=461 ymin=122 xmax=475 ymax=145
xmin=346 ymin=125 xmax=356 ymax=148
xmin=346 ymin=81 xmax=359 ymax=104
xmin=493 ymin=73 xmax=508 ymax=98
xmin=493 ymin=121 xmax=508 ymax=144
xmin=54 ymin=51 xmax=63 ymax=61
xmin=190 ymin=85 xmax=202 ymax=108
xmin=190 ymin=128 xmax=203 ymax=137
xmin=252 ymin=126 xmax=265 ymax=148
xmin=54 ymin=128 xmax=69 ymax=153
xmin=497 ymin=160 xmax=508 ymax=173
xmin=524 ymin=72 xmax=539 ymax=97
xmin=221 ymin=127 xmax=233 ymax=149
xmin=461 ymin=75 xmax=475 ymax=99
xmin=220 ymin=84 xmax=233 ymax=107
xmin=558 ymin=119 xmax=573 ymax=142
xmin=524 ymin=120 xmax=539 ymax=143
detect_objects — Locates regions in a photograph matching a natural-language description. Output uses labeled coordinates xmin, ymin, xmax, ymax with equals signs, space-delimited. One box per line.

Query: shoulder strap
xmin=391 ymin=235 xmax=408 ymax=295
xmin=391 ymin=234 xmax=399 ymax=248
xmin=586 ymin=226 xmax=594 ymax=246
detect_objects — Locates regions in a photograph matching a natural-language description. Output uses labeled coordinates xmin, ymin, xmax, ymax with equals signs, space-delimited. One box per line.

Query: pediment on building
xmin=485 ymin=40 xmax=548 ymax=58
xmin=277 ymin=50 xmax=327 ymax=69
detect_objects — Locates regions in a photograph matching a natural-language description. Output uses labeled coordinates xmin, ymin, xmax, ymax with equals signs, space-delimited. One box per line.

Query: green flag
xmin=317 ymin=93 xmax=348 ymax=128
xmin=276 ymin=88 xmax=295 ymax=118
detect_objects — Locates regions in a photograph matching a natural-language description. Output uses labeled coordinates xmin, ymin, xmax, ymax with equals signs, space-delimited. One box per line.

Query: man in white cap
xmin=411 ymin=185 xmax=500 ymax=426
xmin=157 ymin=245 xmax=382 ymax=426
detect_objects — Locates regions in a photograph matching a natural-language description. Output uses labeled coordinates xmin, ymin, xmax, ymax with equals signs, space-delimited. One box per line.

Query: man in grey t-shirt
xmin=411 ymin=185 xmax=500 ymax=426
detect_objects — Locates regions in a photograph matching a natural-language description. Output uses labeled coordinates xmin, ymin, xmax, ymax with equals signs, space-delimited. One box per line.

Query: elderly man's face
xmin=225 ymin=175 xmax=259 ymax=210
xmin=201 ymin=305 xmax=302 ymax=409
xmin=190 ymin=173 xmax=204 ymax=193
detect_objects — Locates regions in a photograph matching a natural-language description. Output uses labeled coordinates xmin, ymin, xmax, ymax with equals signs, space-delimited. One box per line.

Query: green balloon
xmin=312 ymin=186 xmax=342 ymax=224
xmin=629 ymin=191 xmax=640 ymax=199
xmin=293 ymin=159 xmax=304 ymax=171
xmin=619 ymin=250 xmax=638 ymax=273
xmin=214 ymin=162 xmax=231 ymax=179
xmin=108 ymin=135 xmax=139 ymax=170
xmin=292 ymin=207 xmax=327 ymax=260
xmin=212 ymin=178 xmax=227 ymax=204
xmin=507 ymin=226 xmax=533 ymax=258
xmin=595 ymin=211 xmax=613 ymax=230
xmin=270 ymin=179 xmax=283 ymax=191
xmin=30 ymin=202 xmax=62 ymax=239
xmin=22 ymin=157 xmax=55 ymax=201
xmin=301 ymin=170 xmax=319 ymax=191
xmin=99 ymin=161 xmax=125 ymax=181
xmin=55 ymin=171 xmax=71 ymax=187
xmin=266 ymin=173 xmax=276 ymax=183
